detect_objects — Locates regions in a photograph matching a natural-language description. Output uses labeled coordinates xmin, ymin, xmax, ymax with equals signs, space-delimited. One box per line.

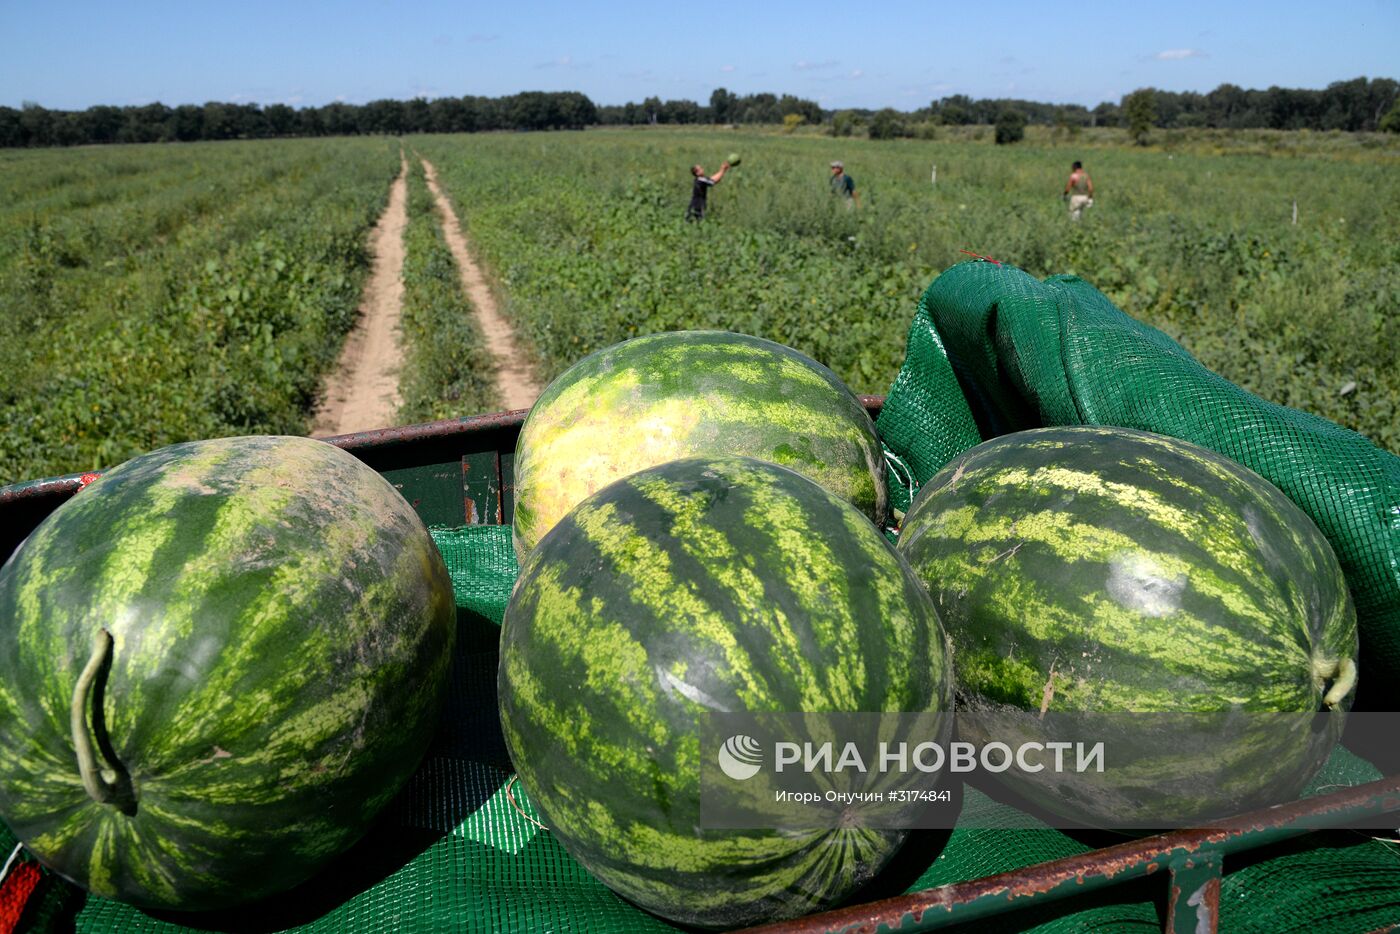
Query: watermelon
xmin=898 ymin=426 xmax=1357 ymax=827
xmin=499 ymin=456 xmax=951 ymax=929
xmin=511 ymin=330 xmax=887 ymax=560
xmin=0 ymin=435 xmax=456 ymax=910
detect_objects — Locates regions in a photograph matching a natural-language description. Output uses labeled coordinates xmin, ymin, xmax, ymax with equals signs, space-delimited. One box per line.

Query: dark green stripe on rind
xmin=900 ymin=427 xmax=1355 ymax=712
xmin=500 ymin=456 xmax=951 ymax=930
xmin=0 ymin=435 xmax=456 ymax=909
xmin=897 ymin=426 xmax=1355 ymax=826
xmin=512 ymin=331 xmax=887 ymax=559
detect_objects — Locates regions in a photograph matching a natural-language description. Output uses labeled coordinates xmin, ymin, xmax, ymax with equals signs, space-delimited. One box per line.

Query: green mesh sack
xmin=876 ymin=259 xmax=1400 ymax=710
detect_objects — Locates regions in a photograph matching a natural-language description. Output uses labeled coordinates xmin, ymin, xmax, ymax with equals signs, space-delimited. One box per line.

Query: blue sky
xmin=3 ymin=1 xmax=1396 ymax=111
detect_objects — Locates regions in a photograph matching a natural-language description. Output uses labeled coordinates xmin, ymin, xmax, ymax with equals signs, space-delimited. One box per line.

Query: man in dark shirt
xmin=686 ymin=161 xmax=731 ymax=221
xmin=830 ymin=161 xmax=859 ymax=208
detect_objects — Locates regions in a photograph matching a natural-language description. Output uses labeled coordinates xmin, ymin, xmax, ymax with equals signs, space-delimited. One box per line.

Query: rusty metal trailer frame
xmin=2 ymin=401 xmax=1398 ymax=934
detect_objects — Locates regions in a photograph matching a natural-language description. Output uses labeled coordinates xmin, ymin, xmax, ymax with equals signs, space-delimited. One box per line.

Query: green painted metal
xmin=380 ymin=462 xmax=472 ymax=527
xmin=462 ymin=449 xmax=503 ymax=525
xmin=1167 ymin=851 xmax=1221 ymax=934
xmin=499 ymin=449 xmax=516 ymax=526
xmin=740 ymin=774 xmax=1400 ymax=934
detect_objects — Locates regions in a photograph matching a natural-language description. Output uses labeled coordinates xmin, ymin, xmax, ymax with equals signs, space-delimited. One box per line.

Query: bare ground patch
xmin=420 ymin=158 xmax=542 ymax=411
xmin=311 ymin=157 xmax=410 ymax=437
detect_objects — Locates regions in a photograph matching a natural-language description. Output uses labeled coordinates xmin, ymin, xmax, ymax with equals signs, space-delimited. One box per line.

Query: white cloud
xmin=721 ymin=64 xmax=735 ymax=73
xmin=535 ymin=55 xmax=588 ymax=70
xmin=794 ymin=59 xmax=839 ymax=71
xmin=849 ymin=69 xmax=864 ymax=79
xmin=1155 ymin=48 xmax=1204 ymax=60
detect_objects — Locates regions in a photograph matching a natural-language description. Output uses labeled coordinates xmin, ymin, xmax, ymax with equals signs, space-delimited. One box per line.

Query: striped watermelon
xmin=511 ymin=330 xmax=888 ymax=560
xmin=0 ymin=436 xmax=456 ymax=910
xmin=500 ymin=456 xmax=950 ymax=929
xmin=898 ymin=426 xmax=1357 ymax=826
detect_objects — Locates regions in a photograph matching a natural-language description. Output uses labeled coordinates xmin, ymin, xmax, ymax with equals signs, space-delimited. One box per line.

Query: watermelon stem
xmin=1315 ymin=656 xmax=1358 ymax=710
xmin=71 ymin=629 xmax=137 ymax=815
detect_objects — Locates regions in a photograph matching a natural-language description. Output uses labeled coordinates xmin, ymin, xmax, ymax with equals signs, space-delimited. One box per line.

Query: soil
xmin=420 ymin=158 xmax=542 ymax=411
xmin=310 ymin=157 xmax=410 ymax=438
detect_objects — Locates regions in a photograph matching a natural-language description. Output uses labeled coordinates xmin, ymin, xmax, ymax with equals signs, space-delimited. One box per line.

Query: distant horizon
xmin=3 ymin=1 xmax=1396 ymax=112
xmin=8 ymin=74 xmax=1395 ymax=116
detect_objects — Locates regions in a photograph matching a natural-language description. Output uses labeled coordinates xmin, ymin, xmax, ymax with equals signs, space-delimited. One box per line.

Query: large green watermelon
xmin=898 ymin=426 xmax=1357 ymax=827
xmin=0 ymin=436 xmax=456 ymax=910
xmin=499 ymin=456 xmax=951 ymax=929
xmin=511 ymin=330 xmax=888 ymax=560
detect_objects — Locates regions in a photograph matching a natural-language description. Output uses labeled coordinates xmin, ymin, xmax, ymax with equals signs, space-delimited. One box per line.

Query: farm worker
xmin=1063 ymin=160 xmax=1094 ymax=221
xmin=686 ymin=161 xmax=731 ymax=221
xmin=830 ymin=161 xmax=859 ymax=208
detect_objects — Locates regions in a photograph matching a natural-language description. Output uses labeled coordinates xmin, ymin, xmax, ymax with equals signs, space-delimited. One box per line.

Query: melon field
xmin=1 ymin=126 xmax=1396 ymax=484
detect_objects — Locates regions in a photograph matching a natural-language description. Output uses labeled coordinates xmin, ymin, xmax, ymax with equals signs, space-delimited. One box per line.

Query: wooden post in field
xmin=931 ymin=163 xmax=937 ymax=186
xmin=1292 ymin=200 xmax=1298 ymax=225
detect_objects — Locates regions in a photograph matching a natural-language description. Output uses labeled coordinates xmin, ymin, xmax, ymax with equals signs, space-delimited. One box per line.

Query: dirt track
xmin=311 ymin=157 xmax=409 ymax=437
xmin=312 ymin=155 xmax=539 ymax=437
xmin=420 ymin=158 xmax=541 ymax=411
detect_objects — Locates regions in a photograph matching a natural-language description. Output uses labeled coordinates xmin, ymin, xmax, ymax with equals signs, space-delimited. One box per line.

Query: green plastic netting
xmin=4 ymin=260 xmax=1399 ymax=932
xmin=875 ymin=260 xmax=1400 ymax=712
xmin=4 ymin=523 xmax=1399 ymax=933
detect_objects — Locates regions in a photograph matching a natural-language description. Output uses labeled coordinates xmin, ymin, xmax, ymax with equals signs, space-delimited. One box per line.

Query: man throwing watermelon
xmin=685 ymin=160 xmax=731 ymax=222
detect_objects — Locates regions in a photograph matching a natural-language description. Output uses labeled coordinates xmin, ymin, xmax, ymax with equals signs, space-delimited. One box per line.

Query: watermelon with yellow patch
xmin=511 ymin=330 xmax=887 ymax=560
xmin=0 ymin=435 xmax=456 ymax=909
xmin=500 ymin=456 xmax=951 ymax=928
xmin=897 ymin=426 xmax=1357 ymax=826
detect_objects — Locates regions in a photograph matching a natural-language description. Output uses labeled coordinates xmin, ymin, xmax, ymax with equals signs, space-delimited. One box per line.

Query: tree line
xmin=852 ymin=77 xmax=1399 ymax=138
xmin=0 ymin=91 xmax=597 ymax=147
xmin=594 ymin=90 xmax=825 ymax=126
xmin=3 ymin=77 xmax=1396 ymax=148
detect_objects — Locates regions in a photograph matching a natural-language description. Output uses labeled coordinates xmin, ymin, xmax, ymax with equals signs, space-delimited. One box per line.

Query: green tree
xmin=1380 ymin=97 xmax=1400 ymax=133
xmin=264 ymin=104 xmax=297 ymax=137
xmin=709 ymin=87 xmax=735 ymax=124
xmin=782 ymin=113 xmax=805 ymax=133
xmin=404 ymin=97 xmax=432 ymax=133
xmin=934 ymin=94 xmax=975 ymax=125
xmin=1124 ymin=88 xmax=1156 ymax=145
xmin=661 ymin=99 xmax=701 ymax=124
xmin=321 ymin=102 xmax=358 ymax=136
xmin=994 ymin=109 xmax=1026 ymax=144
xmin=1091 ymin=101 xmax=1119 ymax=127
xmin=868 ymin=108 xmax=906 ymax=140
xmin=201 ymin=102 xmax=236 ymax=140
xmin=831 ymin=110 xmax=861 ymax=137
xmin=778 ymin=94 xmax=822 ymax=124
xmin=84 ymin=105 xmax=124 ymax=144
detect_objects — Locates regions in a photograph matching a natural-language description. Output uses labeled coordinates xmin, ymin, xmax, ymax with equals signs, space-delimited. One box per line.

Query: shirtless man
xmin=1063 ymin=161 xmax=1094 ymax=221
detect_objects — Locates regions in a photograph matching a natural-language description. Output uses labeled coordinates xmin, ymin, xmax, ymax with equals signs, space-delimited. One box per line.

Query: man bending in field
xmin=1063 ymin=160 xmax=1094 ymax=221
xmin=686 ymin=161 xmax=731 ymax=221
